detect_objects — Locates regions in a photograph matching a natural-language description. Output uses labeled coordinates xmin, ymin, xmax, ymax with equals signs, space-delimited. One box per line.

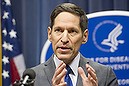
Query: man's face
xmin=48 ymin=12 xmax=88 ymax=64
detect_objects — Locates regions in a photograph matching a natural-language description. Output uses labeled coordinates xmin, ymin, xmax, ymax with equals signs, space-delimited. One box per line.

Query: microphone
xmin=21 ymin=68 xmax=36 ymax=86
xmin=13 ymin=68 xmax=36 ymax=86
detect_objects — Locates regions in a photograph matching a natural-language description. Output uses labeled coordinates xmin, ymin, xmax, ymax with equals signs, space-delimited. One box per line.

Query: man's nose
xmin=61 ymin=30 xmax=69 ymax=44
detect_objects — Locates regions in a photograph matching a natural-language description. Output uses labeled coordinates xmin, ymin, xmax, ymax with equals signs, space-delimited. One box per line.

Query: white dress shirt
xmin=54 ymin=52 xmax=80 ymax=86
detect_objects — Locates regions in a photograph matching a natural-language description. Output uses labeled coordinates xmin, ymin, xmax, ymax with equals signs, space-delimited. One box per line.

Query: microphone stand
xmin=13 ymin=79 xmax=35 ymax=86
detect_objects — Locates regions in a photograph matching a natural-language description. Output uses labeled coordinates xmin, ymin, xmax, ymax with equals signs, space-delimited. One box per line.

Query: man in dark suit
xmin=32 ymin=3 xmax=118 ymax=86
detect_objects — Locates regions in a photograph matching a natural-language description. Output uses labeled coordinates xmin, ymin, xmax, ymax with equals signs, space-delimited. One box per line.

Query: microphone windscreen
xmin=22 ymin=69 xmax=36 ymax=79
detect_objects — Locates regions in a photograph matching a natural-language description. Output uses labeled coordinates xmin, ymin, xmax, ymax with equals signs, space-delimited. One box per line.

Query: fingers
xmin=54 ymin=62 xmax=66 ymax=77
xmin=86 ymin=64 xmax=97 ymax=82
xmin=78 ymin=67 xmax=87 ymax=80
xmin=78 ymin=64 xmax=98 ymax=86
xmin=88 ymin=73 xmax=98 ymax=86
xmin=58 ymin=82 xmax=67 ymax=86
xmin=52 ymin=61 xmax=67 ymax=86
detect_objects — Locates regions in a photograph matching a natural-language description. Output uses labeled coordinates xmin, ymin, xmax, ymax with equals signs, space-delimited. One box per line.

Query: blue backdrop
xmin=40 ymin=11 xmax=129 ymax=86
xmin=11 ymin=0 xmax=129 ymax=86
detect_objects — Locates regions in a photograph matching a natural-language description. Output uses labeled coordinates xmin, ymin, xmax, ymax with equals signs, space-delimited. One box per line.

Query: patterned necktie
xmin=65 ymin=65 xmax=73 ymax=86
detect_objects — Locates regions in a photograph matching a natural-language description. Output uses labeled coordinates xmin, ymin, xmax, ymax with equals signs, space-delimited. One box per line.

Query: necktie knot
xmin=66 ymin=65 xmax=73 ymax=75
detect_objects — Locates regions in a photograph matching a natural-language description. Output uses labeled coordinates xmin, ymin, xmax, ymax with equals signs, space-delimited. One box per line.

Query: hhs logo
xmin=92 ymin=20 xmax=124 ymax=53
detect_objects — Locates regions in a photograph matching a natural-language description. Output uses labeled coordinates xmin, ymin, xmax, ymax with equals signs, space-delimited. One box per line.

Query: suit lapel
xmin=44 ymin=56 xmax=56 ymax=85
xmin=76 ymin=55 xmax=88 ymax=86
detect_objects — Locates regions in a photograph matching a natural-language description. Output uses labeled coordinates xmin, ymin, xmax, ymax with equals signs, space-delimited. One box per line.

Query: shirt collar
xmin=53 ymin=52 xmax=80 ymax=76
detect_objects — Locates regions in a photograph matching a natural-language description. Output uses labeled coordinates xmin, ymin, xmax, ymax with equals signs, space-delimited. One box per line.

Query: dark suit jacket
xmin=32 ymin=54 xmax=118 ymax=86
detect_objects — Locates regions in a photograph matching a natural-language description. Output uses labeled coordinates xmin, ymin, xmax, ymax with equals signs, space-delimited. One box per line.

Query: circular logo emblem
xmin=92 ymin=20 xmax=124 ymax=52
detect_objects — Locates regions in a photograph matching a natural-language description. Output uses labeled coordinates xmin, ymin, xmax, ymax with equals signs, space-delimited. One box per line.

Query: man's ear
xmin=48 ymin=27 xmax=52 ymax=42
xmin=82 ymin=29 xmax=88 ymax=44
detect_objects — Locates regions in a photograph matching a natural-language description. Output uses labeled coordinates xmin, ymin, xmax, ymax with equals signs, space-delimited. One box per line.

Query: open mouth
xmin=60 ymin=47 xmax=70 ymax=49
xmin=57 ymin=46 xmax=72 ymax=52
xmin=59 ymin=45 xmax=71 ymax=49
